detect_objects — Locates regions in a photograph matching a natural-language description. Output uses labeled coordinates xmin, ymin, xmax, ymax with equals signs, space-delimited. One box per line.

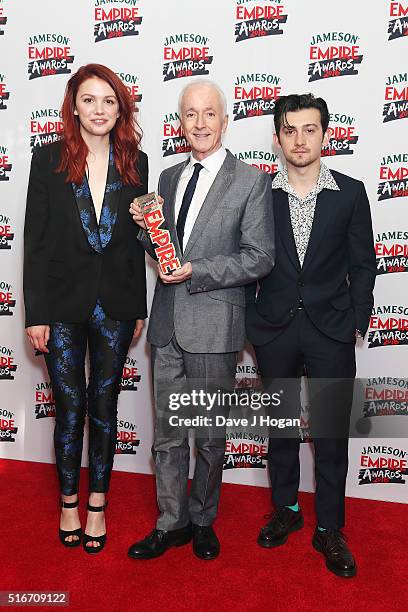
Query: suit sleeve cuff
xmin=137 ymin=227 xmax=150 ymax=243
xmin=188 ymin=260 xmax=209 ymax=294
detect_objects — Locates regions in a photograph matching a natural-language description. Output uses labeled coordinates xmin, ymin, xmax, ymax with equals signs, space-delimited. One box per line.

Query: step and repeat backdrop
xmin=0 ymin=0 xmax=407 ymax=504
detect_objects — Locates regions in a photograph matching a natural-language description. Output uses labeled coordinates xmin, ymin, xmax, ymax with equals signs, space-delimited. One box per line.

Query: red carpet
xmin=1 ymin=458 xmax=406 ymax=611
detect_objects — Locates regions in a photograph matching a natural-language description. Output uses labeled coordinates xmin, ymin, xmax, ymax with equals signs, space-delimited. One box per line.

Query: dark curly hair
xmin=274 ymin=94 xmax=329 ymax=140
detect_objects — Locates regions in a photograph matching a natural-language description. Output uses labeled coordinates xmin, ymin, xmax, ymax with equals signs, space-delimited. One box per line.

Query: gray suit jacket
xmin=138 ymin=150 xmax=275 ymax=353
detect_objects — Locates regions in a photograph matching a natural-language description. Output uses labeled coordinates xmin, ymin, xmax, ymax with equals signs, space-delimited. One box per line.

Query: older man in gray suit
xmin=128 ymin=79 xmax=274 ymax=560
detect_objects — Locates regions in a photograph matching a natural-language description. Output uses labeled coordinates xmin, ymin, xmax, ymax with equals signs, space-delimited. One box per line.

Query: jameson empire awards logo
xmin=234 ymin=150 xmax=279 ymax=174
xmin=120 ymin=355 xmax=141 ymax=391
xmin=116 ymin=418 xmax=140 ymax=454
xmin=27 ymin=34 xmax=75 ymax=79
xmin=224 ymin=432 xmax=267 ymax=469
xmin=0 ymin=1 xmax=7 ymax=36
xmin=234 ymin=0 xmax=288 ymax=42
xmin=235 ymin=362 xmax=262 ymax=390
xmin=378 ymin=153 xmax=408 ymax=200
xmin=0 ymin=409 xmax=18 ymax=443
xmin=375 ymin=231 xmax=408 ymax=274
xmin=363 ymin=378 xmax=408 ymax=417
xmin=0 ymin=214 xmax=14 ymax=250
xmin=322 ymin=112 xmax=359 ymax=157
xmin=162 ymin=111 xmax=191 ymax=157
xmin=359 ymin=445 xmax=408 ymax=485
xmin=30 ymin=108 xmax=63 ymax=150
xmin=163 ymin=33 xmax=213 ymax=81
xmin=0 ymin=281 xmax=15 ymax=316
xmin=0 ymin=73 xmax=10 ymax=110
xmin=383 ymin=72 xmax=408 ymax=122
xmin=388 ymin=1 xmax=408 ymax=40
xmin=223 ymin=362 xmax=268 ymax=469
xmin=0 ymin=345 xmax=17 ymax=380
xmin=117 ymin=72 xmax=142 ymax=103
xmin=0 ymin=145 xmax=12 ymax=181
xmin=233 ymin=73 xmax=282 ymax=120
xmin=35 ymin=381 xmax=55 ymax=419
xmin=94 ymin=0 xmax=142 ymax=43
xmin=308 ymin=32 xmax=363 ymax=81
xmin=368 ymin=305 xmax=408 ymax=348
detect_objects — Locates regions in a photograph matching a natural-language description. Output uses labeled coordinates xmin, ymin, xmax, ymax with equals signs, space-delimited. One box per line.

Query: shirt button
xmin=298 ymin=281 xmax=304 ymax=287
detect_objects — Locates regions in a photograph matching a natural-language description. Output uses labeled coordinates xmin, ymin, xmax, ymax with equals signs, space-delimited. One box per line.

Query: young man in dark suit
xmin=246 ymin=94 xmax=376 ymax=577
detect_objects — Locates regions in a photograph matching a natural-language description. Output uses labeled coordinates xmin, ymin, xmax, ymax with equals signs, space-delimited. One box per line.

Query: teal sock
xmin=286 ymin=502 xmax=299 ymax=512
xmin=317 ymin=526 xmax=327 ymax=532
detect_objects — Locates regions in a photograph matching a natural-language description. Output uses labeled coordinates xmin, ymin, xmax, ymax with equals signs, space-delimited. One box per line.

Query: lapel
xmin=98 ymin=150 xmax=122 ymax=249
xmin=71 ymin=177 xmax=102 ymax=253
xmin=273 ymin=187 xmax=301 ymax=272
xmin=165 ymin=159 xmax=189 ymax=257
xmin=301 ymin=188 xmax=339 ymax=272
xmin=183 ymin=150 xmax=235 ymax=259
xmin=71 ymin=146 xmax=121 ymax=253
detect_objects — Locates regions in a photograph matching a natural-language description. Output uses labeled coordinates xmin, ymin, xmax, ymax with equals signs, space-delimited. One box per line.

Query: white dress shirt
xmin=175 ymin=146 xmax=227 ymax=250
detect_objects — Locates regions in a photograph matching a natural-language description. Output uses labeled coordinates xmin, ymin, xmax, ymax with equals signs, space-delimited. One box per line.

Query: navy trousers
xmin=254 ymin=309 xmax=356 ymax=530
xmin=45 ymin=301 xmax=135 ymax=495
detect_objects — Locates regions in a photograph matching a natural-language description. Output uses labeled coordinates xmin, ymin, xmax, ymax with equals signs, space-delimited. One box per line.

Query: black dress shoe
xmin=128 ymin=524 xmax=192 ymax=560
xmin=312 ymin=528 xmax=357 ymax=578
xmin=257 ymin=506 xmax=304 ymax=548
xmin=192 ymin=524 xmax=220 ymax=560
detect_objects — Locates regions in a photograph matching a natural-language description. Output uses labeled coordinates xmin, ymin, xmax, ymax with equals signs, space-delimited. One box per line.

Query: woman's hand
xmin=26 ymin=325 xmax=50 ymax=353
xmin=133 ymin=319 xmax=145 ymax=341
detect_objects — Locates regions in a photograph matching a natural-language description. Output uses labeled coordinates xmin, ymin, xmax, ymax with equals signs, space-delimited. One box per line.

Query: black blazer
xmin=24 ymin=141 xmax=148 ymax=327
xmin=246 ymin=170 xmax=376 ymax=345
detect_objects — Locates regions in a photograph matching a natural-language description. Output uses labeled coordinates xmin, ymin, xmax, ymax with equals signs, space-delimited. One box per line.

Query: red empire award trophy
xmin=136 ymin=192 xmax=182 ymax=274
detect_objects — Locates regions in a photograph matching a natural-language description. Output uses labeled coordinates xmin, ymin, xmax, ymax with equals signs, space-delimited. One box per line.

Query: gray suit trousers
xmin=151 ymin=336 xmax=237 ymax=530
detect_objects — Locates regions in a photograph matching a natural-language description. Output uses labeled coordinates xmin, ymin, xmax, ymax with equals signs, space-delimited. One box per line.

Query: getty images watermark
xmin=166 ymin=389 xmax=300 ymax=429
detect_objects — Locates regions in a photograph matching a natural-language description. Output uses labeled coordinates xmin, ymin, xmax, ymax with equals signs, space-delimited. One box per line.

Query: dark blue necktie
xmin=176 ymin=162 xmax=204 ymax=252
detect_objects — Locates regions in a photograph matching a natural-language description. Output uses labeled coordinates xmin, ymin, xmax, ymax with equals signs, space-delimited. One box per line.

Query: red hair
xmin=57 ymin=63 xmax=142 ymax=185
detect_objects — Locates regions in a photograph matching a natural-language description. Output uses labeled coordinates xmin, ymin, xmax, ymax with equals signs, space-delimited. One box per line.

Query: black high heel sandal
xmin=83 ymin=501 xmax=108 ymax=554
xmin=59 ymin=499 xmax=82 ymax=547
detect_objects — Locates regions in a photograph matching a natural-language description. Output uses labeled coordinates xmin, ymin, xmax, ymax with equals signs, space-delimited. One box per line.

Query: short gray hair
xmin=178 ymin=79 xmax=228 ymax=117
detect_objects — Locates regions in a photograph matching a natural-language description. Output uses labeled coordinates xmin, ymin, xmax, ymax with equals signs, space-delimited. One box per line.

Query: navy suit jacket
xmin=246 ymin=170 xmax=376 ymax=345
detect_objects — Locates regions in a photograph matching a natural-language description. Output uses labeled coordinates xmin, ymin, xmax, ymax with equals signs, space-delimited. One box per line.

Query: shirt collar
xmin=272 ymin=162 xmax=340 ymax=197
xmin=188 ymin=146 xmax=227 ymax=175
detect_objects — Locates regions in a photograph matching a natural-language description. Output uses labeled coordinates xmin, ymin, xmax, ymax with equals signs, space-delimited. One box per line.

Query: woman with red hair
xmin=23 ymin=64 xmax=148 ymax=553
